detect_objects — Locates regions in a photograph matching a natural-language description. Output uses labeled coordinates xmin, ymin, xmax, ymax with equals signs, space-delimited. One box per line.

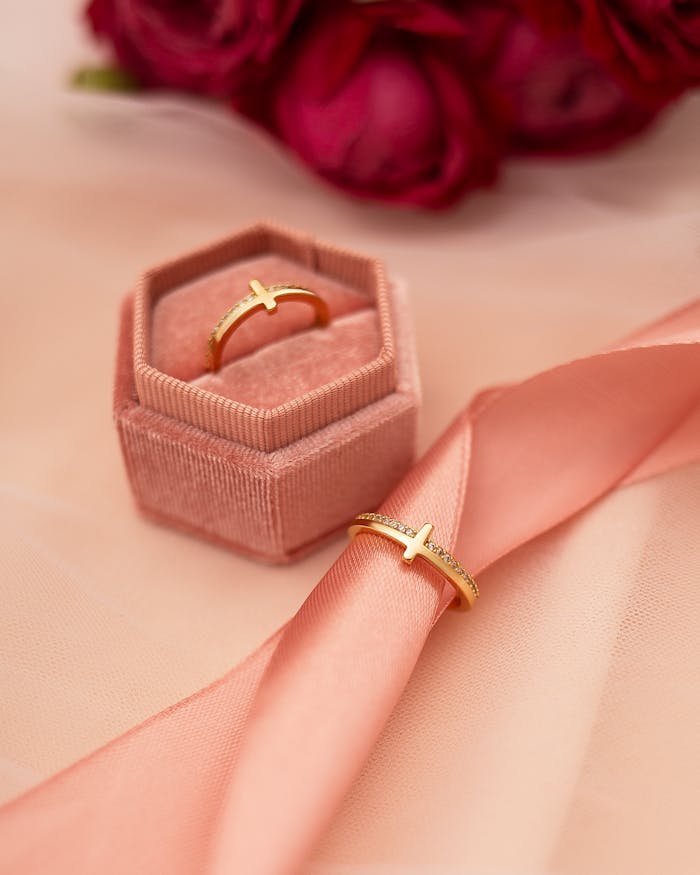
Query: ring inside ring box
xmin=115 ymin=223 xmax=421 ymax=563
xmin=150 ymin=245 xmax=380 ymax=408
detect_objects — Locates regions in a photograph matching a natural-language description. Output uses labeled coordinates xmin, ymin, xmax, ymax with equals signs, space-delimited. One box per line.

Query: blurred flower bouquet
xmin=82 ymin=0 xmax=699 ymax=208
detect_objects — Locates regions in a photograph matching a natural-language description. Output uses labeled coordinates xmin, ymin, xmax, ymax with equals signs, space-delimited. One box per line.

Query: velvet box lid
xmin=114 ymin=223 xmax=421 ymax=563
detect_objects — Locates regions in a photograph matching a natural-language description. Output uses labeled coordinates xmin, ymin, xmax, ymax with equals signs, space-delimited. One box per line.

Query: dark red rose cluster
xmin=85 ymin=0 xmax=698 ymax=208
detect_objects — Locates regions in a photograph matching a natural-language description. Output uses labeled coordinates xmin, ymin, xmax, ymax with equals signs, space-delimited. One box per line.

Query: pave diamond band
xmin=206 ymin=278 xmax=330 ymax=372
xmin=348 ymin=513 xmax=479 ymax=611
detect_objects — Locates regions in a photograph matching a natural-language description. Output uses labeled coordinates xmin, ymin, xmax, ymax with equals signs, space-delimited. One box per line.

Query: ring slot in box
xmin=114 ymin=223 xmax=421 ymax=562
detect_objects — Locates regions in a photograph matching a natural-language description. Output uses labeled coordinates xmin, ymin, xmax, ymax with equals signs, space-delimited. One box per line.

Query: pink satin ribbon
xmin=1 ymin=299 xmax=699 ymax=874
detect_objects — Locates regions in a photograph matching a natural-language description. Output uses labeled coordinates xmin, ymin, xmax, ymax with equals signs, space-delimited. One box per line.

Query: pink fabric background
xmin=2 ymin=3 xmax=700 ymax=872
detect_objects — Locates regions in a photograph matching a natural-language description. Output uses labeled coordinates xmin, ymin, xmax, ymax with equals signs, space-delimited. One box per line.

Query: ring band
xmin=348 ymin=513 xmax=479 ymax=611
xmin=206 ymin=278 xmax=330 ymax=372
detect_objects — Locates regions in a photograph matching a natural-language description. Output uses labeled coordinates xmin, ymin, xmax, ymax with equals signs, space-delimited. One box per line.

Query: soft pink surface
xmin=1 ymin=298 xmax=699 ymax=875
xmin=2 ymin=3 xmax=700 ymax=873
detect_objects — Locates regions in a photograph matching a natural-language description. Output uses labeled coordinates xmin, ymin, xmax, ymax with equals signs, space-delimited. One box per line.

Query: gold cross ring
xmin=206 ymin=279 xmax=330 ymax=372
xmin=348 ymin=513 xmax=479 ymax=611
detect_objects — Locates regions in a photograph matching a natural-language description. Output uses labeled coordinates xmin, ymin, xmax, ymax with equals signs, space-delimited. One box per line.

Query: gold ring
xmin=206 ymin=278 xmax=330 ymax=372
xmin=348 ymin=513 xmax=479 ymax=611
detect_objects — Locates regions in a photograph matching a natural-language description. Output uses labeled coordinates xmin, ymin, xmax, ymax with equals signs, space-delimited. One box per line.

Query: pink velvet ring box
xmin=114 ymin=223 xmax=421 ymax=563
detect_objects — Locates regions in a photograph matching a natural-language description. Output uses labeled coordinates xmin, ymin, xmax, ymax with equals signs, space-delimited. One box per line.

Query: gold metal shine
xmin=348 ymin=513 xmax=479 ymax=612
xmin=206 ymin=279 xmax=330 ymax=372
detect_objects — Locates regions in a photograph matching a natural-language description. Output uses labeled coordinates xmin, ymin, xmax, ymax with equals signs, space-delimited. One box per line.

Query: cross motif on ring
xmin=401 ymin=523 xmax=434 ymax=564
xmin=249 ymin=279 xmax=279 ymax=313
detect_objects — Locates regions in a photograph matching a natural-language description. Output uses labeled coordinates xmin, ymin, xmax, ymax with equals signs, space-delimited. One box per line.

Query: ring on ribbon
xmin=348 ymin=512 xmax=479 ymax=611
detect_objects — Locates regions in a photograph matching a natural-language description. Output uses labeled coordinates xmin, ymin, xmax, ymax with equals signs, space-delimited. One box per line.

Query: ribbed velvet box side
xmin=114 ymin=283 xmax=420 ymax=563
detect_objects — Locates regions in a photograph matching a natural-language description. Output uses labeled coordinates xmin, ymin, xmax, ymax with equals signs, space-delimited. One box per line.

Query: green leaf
xmin=71 ymin=65 xmax=141 ymax=93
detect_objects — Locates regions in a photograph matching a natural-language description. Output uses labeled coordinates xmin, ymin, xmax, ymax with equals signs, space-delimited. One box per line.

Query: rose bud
xmin=523 ymin=0 xmax=699 ymax=100
xmin=85 ymin=0 xmax=304 ymax=98
xmin=463 ymin=5 xmax=661 ymax=153
xmin=268 ymin=4 xmax=500 ymax=209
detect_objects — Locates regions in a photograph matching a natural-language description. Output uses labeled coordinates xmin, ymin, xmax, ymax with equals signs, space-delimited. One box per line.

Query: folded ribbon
xmin=1 ymin=299 xmax=699 ymax=875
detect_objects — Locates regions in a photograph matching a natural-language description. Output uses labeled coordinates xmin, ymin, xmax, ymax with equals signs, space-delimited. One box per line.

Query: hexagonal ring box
xmin=114 ymin=223 xmax=421 ymax=563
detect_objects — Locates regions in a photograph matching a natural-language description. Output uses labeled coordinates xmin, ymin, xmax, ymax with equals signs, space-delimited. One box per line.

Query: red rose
xmin=463 ymin=5 xmax=660 ymax=153
xmin=85 ymin=0 xmax=304 ymax=98
xmin=526 ymin=0 xmax=700 ymax=99
xmin=268 ymin=3 xmax=500 ymax=209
